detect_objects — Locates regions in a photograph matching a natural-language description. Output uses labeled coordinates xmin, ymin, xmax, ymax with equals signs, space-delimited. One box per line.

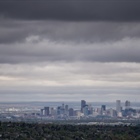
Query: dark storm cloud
xmin=1 ymin=20 xmax=140 ymax=44
xmin=0 ymin=19 xmax=140 ymax=63
xmin=0 ymin=0 xmax=140 ymax=21
xmin=0 ymin=36 xmax=140 ymax=64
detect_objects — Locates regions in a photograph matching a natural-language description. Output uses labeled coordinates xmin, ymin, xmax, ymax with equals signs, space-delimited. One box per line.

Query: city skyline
xmin=0 ymin=99 xmax=139 ymax=122
xmin=38 ymin=99 xmax=139 ymax=119
xmin=0 ymin=0 xmax=140 ymax=102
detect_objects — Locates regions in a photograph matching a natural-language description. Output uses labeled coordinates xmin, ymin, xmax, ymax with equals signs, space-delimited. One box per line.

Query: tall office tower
xmin=40 ymin=109 xmax=44 ymax=116
xmin=101 ymin=105 xmax=106 ymax=115
xmin=88 ymin=104 xmax=93 ymax=115
xmin=61 ymin=103 xmax=65 ymax=115
xmin=81 ymin=100 xmax=86 ymax=113
xmin=101 ymin=105 xmax=106 ymax=111
xmin=83 ymin=105 xmax=89 ymax=116
xmin=125 ymin=100 xmax=131 ymax=109
xmin=62 ymin=103 xmax=65 ymax=109
xmin=69 ymin=108 xmax=74 ymax=116
xmin=109 ymin=108 xmax=117 ymax=117
xmin=50 ymin=107 xmax=54 ymax=116
xmin=65 ymin=105 xmax=69 ymax=115
xmin=116 ymin=100 xmax=121 ymax=112
xmin=57 ymin=106 xmax=61 ymax=115
xmin=65 ymin=105 xmax=69 ymax=111
xmin=44 ymin=107 xmax=50 ymax=116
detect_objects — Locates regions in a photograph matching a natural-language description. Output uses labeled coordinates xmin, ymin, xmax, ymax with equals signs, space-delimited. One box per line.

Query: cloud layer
xmin=0 ymin=1 xmax=140 ymax=102
xmin=0 ymin=0 xmax=140 ymax=21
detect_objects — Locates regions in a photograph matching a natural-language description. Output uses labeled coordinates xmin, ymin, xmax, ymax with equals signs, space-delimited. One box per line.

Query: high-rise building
xmin=83 ymin=105 xmax=89 ymax=116
xmin=65 ymin=105 xmax=69 ymax=115
xmin=50 ymin=107 xmax=55 ymax=116
xmin=69 ymin=108 xmax=74 ymax=116
xmin=88 ymin=104 xmax=93 ymax=115
xmin=81 ymin=100 xmax=86 ymax=113
xmin=101 ymin=105 xmax=106 ymax=111
xmin=57 ymin=106 xmax=61 ymax=115
xmin=101 ymin=105 xmax=106 ymax=115
xmin=62 ymin=103 xmax=65 ymax=109
xmin=40 ymin=109 xmax=44 ymax=116
xmin=60 ymin=104 xmax=65 ymax=115
xmin=65 ymin=105 xmax=68 ymax=111
xmin=116 ymin=100 xmax=121 ymax=112
xmin=109 ymin=108 xmax=117 ymax=117
xmin=125 ymin=100 xmax=131 ymax=109
xmin=44 ymin=107 xmax=50 ymax=116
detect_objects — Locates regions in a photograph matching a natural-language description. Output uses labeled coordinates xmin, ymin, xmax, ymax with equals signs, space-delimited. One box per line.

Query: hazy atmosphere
xmin=0 ymin=0 xmax=140 ymax=102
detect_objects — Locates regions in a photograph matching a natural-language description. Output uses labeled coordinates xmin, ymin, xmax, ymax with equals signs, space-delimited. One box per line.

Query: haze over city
xmin=0 ymin=0 xmax=140 ymax=102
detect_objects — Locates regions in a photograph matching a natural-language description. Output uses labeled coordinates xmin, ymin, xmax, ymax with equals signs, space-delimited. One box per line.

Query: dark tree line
xmin=0 ymin=121 xmax=140 ymax=140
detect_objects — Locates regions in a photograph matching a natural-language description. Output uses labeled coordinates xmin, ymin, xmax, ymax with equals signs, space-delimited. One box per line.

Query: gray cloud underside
xmin=0 ymin=37 xmax=140 ymax=63
xmin=0 ymin=1 xmax=140 ymax=101
xmin=0 ymin=62 xmax=140 ymax=80
xmin=0 ymin=20 xmax=140 ymax=63
xmin=1 ymin=20 xmax=140 ymax=44
xmin=0 ymin=1 xmax=140 ymax=21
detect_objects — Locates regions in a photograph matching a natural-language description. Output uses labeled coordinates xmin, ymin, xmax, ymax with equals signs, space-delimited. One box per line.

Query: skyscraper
xmin=83 ymin=105 xmax=89 ymax=116
xmin=101 ymin=105 xmax=106 ymax=111
xmin=125 ymin=100 xmax=131 ymax=109
xmin=116 ymin=100 xmax=121 ymax=112
xmin=69 ymin=108 xmax=74 ymax=116
xmin=62 ymin=103 xmax=65 ymax=109
xmin=101 ymin=105 xmax=106 ymax=115
xmin=44 ymin=107 xmax=50 ymax=116
xmin=65 ymin=105 xmax=69 ymax=115
xmin=109 ymin=108 xmax=117 ymax=117
xmin=57 ymin=106 xmax=61 ymax=115
xmin=40 ymin=109 xmax=44 ymax=116
xmin=81 ymin=100 xmax=86 ymax=113
xmin=50 ymin=107 xmax=55 ymax=116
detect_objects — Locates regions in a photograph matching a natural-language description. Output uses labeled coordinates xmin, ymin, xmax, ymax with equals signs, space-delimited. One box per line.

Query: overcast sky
xmin=0 ymin=0 xmax=140 ymax=102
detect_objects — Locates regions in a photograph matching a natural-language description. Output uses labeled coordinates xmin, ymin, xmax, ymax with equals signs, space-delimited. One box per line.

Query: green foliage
xmin=0 ymin=122 xmax=140 ymax=140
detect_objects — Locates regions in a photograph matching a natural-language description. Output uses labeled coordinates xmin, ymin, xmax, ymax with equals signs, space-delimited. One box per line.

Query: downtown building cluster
xmin=40 ymin=100 xmax=140 ymax=120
